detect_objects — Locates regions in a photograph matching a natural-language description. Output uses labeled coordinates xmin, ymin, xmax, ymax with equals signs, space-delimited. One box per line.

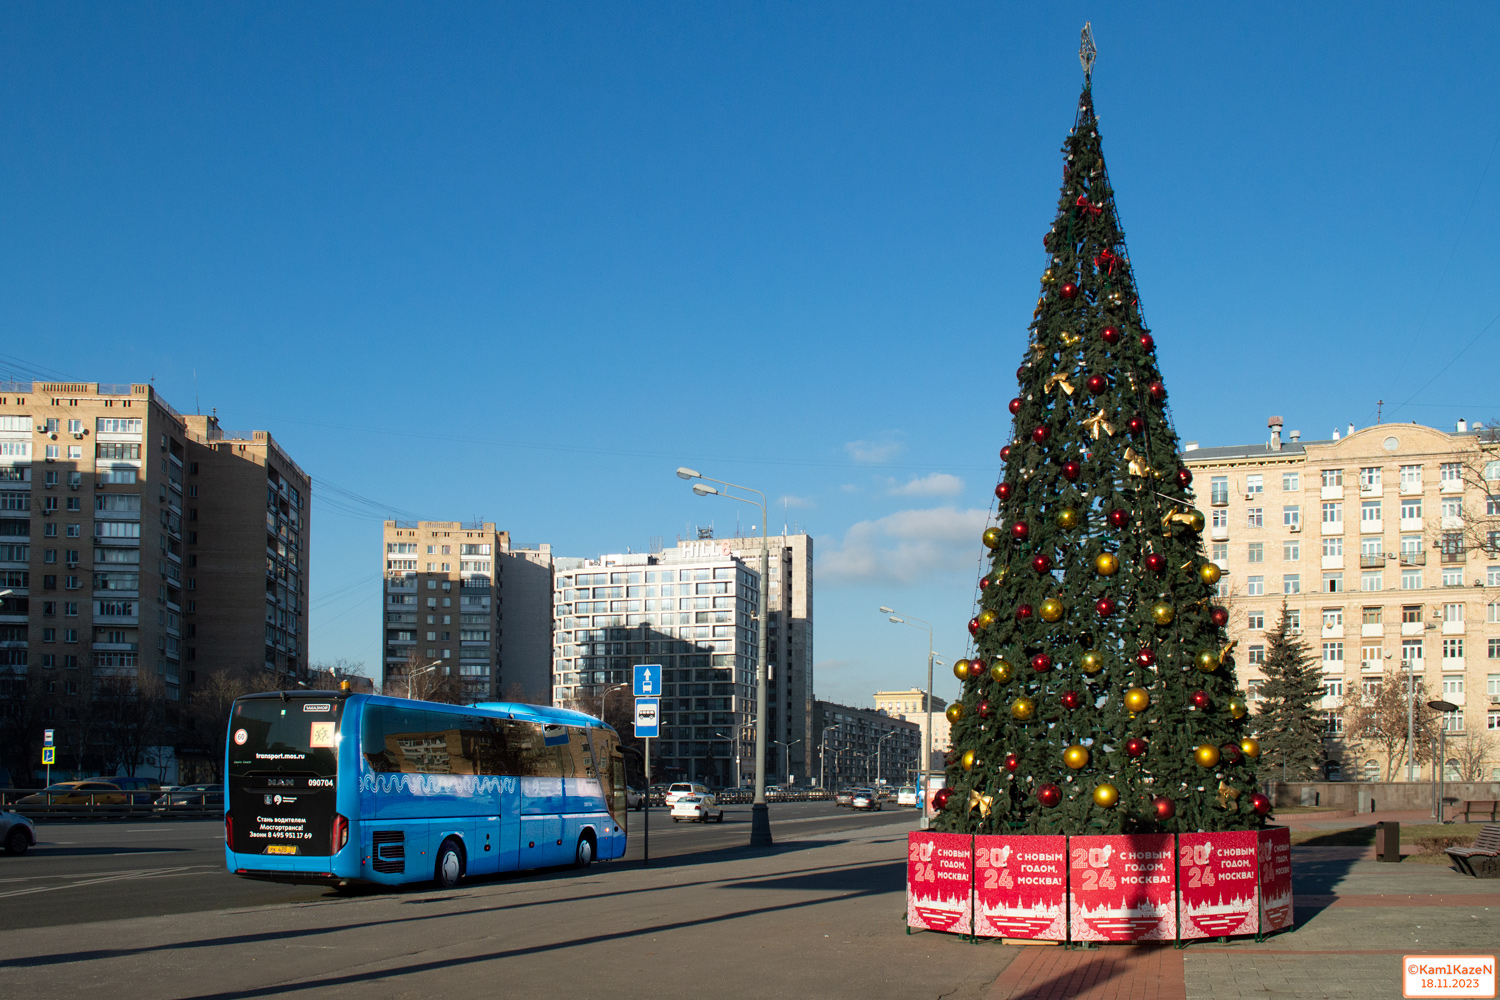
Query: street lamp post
xmin=880 ymin=607 xmax=935 ymax=823
xmin=1428 ymin=699 xmax=1458 ymax=822
xmin=713 ymin=732 xmax=741 ymax=788
xmin=406 ymin=660 xmax=441 ymax=701
xmin=875 ymin=730 xmax=899 ymax=787
xmin=679 ymin=467 xmax=773 ymax=847
xmin=818 ymin=725 xmax=839 ymax=790
xmin=773 ymin=739 xmax=802 ymax=788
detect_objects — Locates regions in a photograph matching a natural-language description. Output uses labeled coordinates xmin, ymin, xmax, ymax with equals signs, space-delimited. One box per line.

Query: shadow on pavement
xmin=1291 ymin=826 xmax=1375 ymax=923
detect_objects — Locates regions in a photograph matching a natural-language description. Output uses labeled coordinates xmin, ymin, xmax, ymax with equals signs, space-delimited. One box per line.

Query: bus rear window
xmin=228 ymin=698 xmax=342 ymax=776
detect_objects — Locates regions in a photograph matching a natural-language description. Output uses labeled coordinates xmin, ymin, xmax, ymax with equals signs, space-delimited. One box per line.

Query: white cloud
xmin=888 ymin=472 xmax=964 ymax=498
xmin=779 ymin=494 xmax=816 ymax=510
xmin=845 ymin=437 xmax=905 ymax=463
xmin=820 ymin=506 xmax=991 ymax=585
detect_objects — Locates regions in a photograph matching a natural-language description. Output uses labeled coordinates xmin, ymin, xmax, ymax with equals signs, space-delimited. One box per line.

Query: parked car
xmin=109 ymin=776 xmax=162 ymax=805
xmin=670 ymin=793 xmax=724 ymax=823
xmin=1 ymin=809 xmax=34 ymax=854
xmin=896 ymin=786 xmax=919 ymax=807
xmin=626 ymin=787 xmax=645 ymax=811
xmin=155 ymin=784 xmax=223 ymax=809
xmin=850 ymin=788 xmax=882 ymax=811
xmin=664 ymin=782 xmax=709 ymax=806
xmin=834 ymin=789 xmax=855 ymax=807
xmin=17 ymin=780 xmax=126 ymax=806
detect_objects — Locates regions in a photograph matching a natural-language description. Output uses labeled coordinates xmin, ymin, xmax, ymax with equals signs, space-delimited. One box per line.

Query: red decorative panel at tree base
xmin=1178 ymin=831 xmax=1260 ymax=939
xmin=1068 ymin=834 xmax=1177 ymax=942
xmin=907 ymin=831 xmax=973 ymax=934
xmin=973 ymin=835 xmax=1067 ymax=940
xmin=1257 ymin=827 xmax=1294 ymax=933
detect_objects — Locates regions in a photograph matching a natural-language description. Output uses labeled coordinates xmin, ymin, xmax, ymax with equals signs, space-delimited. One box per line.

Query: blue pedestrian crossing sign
xmin=42 ymin=746 xmax=55 ymax=765
xmin=633 ymin=664 xmax=661 ymax=698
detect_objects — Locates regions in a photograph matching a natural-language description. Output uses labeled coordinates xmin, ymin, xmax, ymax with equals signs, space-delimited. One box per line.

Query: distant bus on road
xmin=224 ymin=692 xmax=627 ymax=888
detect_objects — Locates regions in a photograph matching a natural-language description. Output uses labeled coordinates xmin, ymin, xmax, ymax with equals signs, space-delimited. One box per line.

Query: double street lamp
xmin=772 ymin=738 xmax=802 ymax=788
xmin=818 ymin=724 xmax=839 ymax=790
xmin=880 ymin=607 xmax=936 ymax=820
xmin=405 ymin=659 xmax=441 ymax=701
xmin=678 ymin=467 xmax=772 ymax=847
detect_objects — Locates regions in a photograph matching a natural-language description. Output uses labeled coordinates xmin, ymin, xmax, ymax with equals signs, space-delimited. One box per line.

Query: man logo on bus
xmin=234 ymin=729 xmax=248 ymax=746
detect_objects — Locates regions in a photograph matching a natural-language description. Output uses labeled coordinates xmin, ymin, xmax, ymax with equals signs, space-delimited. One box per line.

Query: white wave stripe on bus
xmin=359 ymin=773 xmax=515 ymax=796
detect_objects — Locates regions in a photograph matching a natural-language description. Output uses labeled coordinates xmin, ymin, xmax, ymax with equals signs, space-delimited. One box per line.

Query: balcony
xmin=1321 ymin=521 xmax=1343 ymax=535
xmin=1322 ymin=554 xmax=1345 ymax=570
xmin=1439 ymin=689 xmax=1465 ymax=705
xmin=1322 ymin=624 xmax=1345 ymax=639
xmin=1400 ymin=517 xmax=1424 ymax=531
xmin=1401 ymin=482 xmax=1423 ymax=496
xmin=1401 ymin=621 xmax=1425 ymax=636
xmin=1360 ymin=519 xmax=1383 ymax=534
xmin=1399 ymin=551 xmax=1426 ymax=566
xmin=1441 ymin=550 xmax=1467 ymax=564
xmin=1360 ymin=554 xmax=1386 ymax=569
xmin=1209 ymin=525 xmax=1229 ymax=541
xmin=1361 ymin=623 xmax=1384 ymax=637
xmin=1321 ymin=485 xmax=1345 ymax=500
xmin=1440 ymin=479 xmax=1463 ymax=494
xmin=1442 ymin=618 xmax=1465 ymax=635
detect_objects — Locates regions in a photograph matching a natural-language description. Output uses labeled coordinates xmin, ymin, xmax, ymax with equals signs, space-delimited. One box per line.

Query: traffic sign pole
xmin=643 ymin=735 xmax=650 ymax=868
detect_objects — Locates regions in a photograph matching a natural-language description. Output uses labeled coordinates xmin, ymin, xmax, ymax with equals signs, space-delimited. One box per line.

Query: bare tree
xmin=308 ymin=658 xmax=373 ymax=692
xmin=1445 ymin=731 xmax=1497 ymax=782
xmin=185 ymin=665 xmax=277 ymax=781
xmin=381 ymin=650 xmax=467 ymax=704
xmin=1423 ymin=426 xmax=1500 ymax=562
xmin=97 ymin=672 xmax=171 ymax=777
xmin=1343 ymin=670 xmax=1440 ymax=781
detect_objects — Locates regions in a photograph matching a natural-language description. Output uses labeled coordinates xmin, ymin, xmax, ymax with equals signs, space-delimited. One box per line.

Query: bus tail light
xmin=332 ymin=813 xmax=349 ymax=855
xmin=225 ymin=813 xmax=233 ymax=848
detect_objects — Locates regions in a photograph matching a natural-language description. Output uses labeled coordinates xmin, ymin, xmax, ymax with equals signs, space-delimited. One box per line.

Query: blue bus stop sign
xmin=634 ymin=698 xmax=660 ymax=738
xmin=633 ymin=664 xmax=661 ymax=698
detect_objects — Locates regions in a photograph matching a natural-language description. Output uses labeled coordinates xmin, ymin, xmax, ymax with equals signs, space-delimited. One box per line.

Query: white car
xmin=1 ymin=809 xmax=35 ymax=855
xmin=664 ymin=782 xmax=709 ymax=806
xmin=896 ymin=786 xmax=919 ymax=807
xmin=670 ymin=794 xmax=724 ymax=823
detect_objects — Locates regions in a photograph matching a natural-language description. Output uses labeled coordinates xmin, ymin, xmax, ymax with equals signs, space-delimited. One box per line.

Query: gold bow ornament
xmin=1044 ymin=373 xmax=1075 ymax=396
xmin=969 ymin=789 xmax=995 ymax=818
xmin=1082 ymin=409 xmax=1115 ymax=440
xmin=1160 ymin=508 xmax=1199 ymax=534
xmin=1216 ymin=781 xmax=1241 ymax=810
xmin=1060 ymin=330 xmax=1081 ymax=347
xmin=1218 ymin=640 xmax=1238 ymax=665
xmin=1123 ymin=446 xmax=1148 ymax=476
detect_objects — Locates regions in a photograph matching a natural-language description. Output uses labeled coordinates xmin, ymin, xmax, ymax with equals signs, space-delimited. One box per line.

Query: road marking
xmin=0 ymin=865 xmax=218 ymax=899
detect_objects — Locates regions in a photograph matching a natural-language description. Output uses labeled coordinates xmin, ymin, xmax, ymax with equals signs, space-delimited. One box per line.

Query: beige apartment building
xmin=381 ymin=521 xmax=553 ymax=703
xmin=1183 ymin=416 xmax=1500 ymax=782
xmin=873 ymin=688 xmax=949 ymax=771
xmin=0 ymin=381 xmax=309 ymax=776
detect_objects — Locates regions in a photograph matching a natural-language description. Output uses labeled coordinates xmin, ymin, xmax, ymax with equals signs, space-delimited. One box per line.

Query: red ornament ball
xmin=1148 ymin=381 xmax=1166 ymax=401
xmin=1139 ymin=333 xmax=1155 ymax=352
xmin=968 ymin=658 xmax=987 ymax=679
xmin=1059 ymin=282 xmax=1079 ymax=299
xmin=1107 ymin=509 xmax=1129 ymax=528
xmin=1009 ymin=397 xmax=1022 ymax=415
xmin=978 ymin=575 xmax=992 ymax=591
xmin=932 ymin=787 xmax=953 ymax=811
xmin=1031 ymin=554 xmax=1052 ymax=574
xmin=1100 ymin=325 xmax=1121 ymax=345
xmin=977 ymin=699 xmax=993 ymax=719
xmin=1250 ymin=792 xmax=1271 ymax=816
xmin=1190 ymin=690 xmax=1210 ymax=709
xmin=1145 ymin=552 xmax=1167 ymax=574
xmin=1000 ymin=445 xmax=1011 ymax=461
xmin=1030 ymin=653 xmax=1053 ymax=673
xmin=1153 ymin=796 xmax=1176 ymax=821
xmin=1126 ymin=737 xmax=1148 ymax=758
xmin=1210 ymin=607 xmax=1229 ymax=627
xmin=1010 ymin=521 xmax=1029 ymax=541
xmin=1095 ymin=597 xmax=1117 ymax=617
xmin=1086 ymin=374 xmax=1107 ymax=394
xmin=1016 ymin=366 xmax=1027 ymax=381
xmin=1060 ymin=689 xmax=1081 ymax=710
xmin=1037 ymin=783 xmax=1062 ymax=808
xmin=1127 ymin=416 xmax=1144 ymax=435
xmin=995 ymin=481 xmax=1012 ymax=501
xmin=1061 ymin=460 xmax=1081 ymax=481
xmin=1176 ymin=467 xmax=1193 ymax=487
xmin=1135 ymin=648 xmax=1156 ymax=668
xmin=1004 ymin=753 xmax=1019 ymax=772
xmin=1031 ymin=426 xmax=1050 ymax=445
xmin=1220 ymin=743 xmax=1243 ymax=766
xmin=1015 ymin=604 xmax=1035 ymax=622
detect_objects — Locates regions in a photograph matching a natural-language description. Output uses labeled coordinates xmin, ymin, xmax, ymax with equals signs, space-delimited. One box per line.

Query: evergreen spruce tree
xmin=932 ymin=63 xmax=1264 ymax=836
xmin=1253 ymin=604 xmax=1326 ymax=783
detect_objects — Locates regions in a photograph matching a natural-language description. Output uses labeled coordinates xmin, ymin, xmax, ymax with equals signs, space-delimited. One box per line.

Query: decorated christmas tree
xmin=931 ymin=40 xmax=1268 ymax=836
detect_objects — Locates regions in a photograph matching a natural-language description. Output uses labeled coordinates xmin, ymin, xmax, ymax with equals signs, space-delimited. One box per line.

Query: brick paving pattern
xmin=987 ymin=945 xmax=1186 ymax=1000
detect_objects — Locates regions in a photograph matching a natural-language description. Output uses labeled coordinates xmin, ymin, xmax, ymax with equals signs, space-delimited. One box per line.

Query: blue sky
xmin=3 ymin=5 xmax=1498 ymax=707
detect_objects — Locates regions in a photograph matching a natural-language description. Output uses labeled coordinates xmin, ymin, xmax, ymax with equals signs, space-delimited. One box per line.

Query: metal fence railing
xmin=0 ymin=788 xmax=222 ymax=820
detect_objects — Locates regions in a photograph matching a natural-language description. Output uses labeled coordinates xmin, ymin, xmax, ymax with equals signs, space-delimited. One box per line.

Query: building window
xmin=1362 ymin=645 xmax=1384 ymax=671
xmin=1441 ymin=497 xmax=1463 ymax=522
xmin=1324 ymin=677 xmax=1344 ymax=698
xmin=1323 ymin=536 xmax=1343 ymax=557
xmin=1360 ymin=467 xmax=1382 ymax=490
xmin=1440 ymin=462 xmax=1462 ymax=488
xmin=1211 ymin=543 xmax=1228 ymax=563
xmin=1323 ymin=501 xmax=1342 ymax=523
xmin=1322 ymin=642 xmax=1343 ymax=667
xmin=1401 ymin=569 xmax=1423 ymax=590
xmin=1442 ymin=711 xmax=1464 ymax=733
xmin=1287 ymin=609 xmax=1302 ymax=632
xmin=1401 ymin=638 xmax=1424 ymax=664
xmin=1247 ymin=474 xmax=1264 ymax=496
xmin=1247 ymin=645 xmax=1265 ymax=665
xmin=1362 ymin=571 xmax=1383 ymax=591
xmin=1361 ymin=500 xmax=1381 ymax=527
xmin=1324 ymin=608 xmax=1343 ymax=629
xmin=1400 ymin=464 xmax=1422 ymax=491
xmin=1248 ymin=611 xmax=1265 ymax=630
xmin=1285 ymin=574 xmax=1302 ymax=594
xmin=1283 ymin=505 xmax=1301 ymax=528
xmin=1322 ymin=469 xmax=1344 ymax=488
xmin=1400 ymin=497 xmax=1422 ymax=521
xmin=1284 ymin=539 xmax=1300 ymax=561
xmin=1212 ymin=508 xmax=1229 ymax=529
xmin=1210 ymin=476 xmax=1229 ymax=505
xmin=1443 ymin=602 xmax=1464 ymax=625
xmin=1490 ymin=638 xmax=1500 ymax=659
xmin=1443 ymin=567 xmax=1463 ymax=587
xmin=1247 ymin=575 xmax=1264 ymax=596
xmin=1246 ymin=542 xmax=1263 ymax=563
xmin=1283 ymin=472 xmax=1300 ymax=491
xmin=1322 ymin=573 xmax=1342 ymax=593
xmin=1363 ymin=607 xmax=1382 ymax=625
xmin=1443 ymin=637 xmax=1464 ymax=660
xmin=1247 ymin=508 xmax=1264 ymax=528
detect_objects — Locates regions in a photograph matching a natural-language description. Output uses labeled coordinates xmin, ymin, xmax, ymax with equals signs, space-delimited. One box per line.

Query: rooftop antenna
xmin=1079 ymin=22 xmax=1097 ymax=82
xmin=1376 ymin=399 xmax=1384 ymax=424
xmin=193 ymin=368 xmax=200 ymax=414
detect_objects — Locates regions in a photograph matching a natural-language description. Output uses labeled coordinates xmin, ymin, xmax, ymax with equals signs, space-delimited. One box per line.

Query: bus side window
xmin=501 ymin=721 xmax=556 ymax=778
xmin=362 ymin=705 xmax=399 ymax=773
xmin=565 ymin=728 xmax=594 ymax=779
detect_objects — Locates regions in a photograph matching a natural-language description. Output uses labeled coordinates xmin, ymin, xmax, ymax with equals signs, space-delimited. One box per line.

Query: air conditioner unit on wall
xmin=1289 ymin=523 xmax=1302 ymax=532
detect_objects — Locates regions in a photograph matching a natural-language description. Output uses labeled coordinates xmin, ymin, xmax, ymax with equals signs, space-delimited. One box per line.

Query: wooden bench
xmin=1458 ymin=800 xmax=1500 ymax=823
xmin=1446 ymin=824 xmax=1500 ymax=878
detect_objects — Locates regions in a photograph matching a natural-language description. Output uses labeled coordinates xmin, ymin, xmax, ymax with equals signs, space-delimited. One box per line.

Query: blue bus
xmin=224 ymin=691 xmax=628 ymax=888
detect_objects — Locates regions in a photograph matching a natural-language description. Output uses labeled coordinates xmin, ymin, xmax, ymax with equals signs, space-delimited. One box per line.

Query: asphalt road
xmin=0 ymin=801 xmax=917 ymax=931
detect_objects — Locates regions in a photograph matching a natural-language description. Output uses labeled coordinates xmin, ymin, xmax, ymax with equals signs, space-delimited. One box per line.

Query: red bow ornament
xmin=1075 ymin=195 xmax=1103 ymax=217
xmin=1093 ymin=249 xmax=1118 ymax=274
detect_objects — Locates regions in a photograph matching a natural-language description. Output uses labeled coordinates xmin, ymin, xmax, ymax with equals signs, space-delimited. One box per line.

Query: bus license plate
xmin=266 ymin=845 xmax=298 ymax=855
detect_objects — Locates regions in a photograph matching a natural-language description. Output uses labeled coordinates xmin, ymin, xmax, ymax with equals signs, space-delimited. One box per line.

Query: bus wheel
xmin=434 ymin=838 xmax=464 ymax=888
xmin=574 ymin=831 xmax=596 ymax=869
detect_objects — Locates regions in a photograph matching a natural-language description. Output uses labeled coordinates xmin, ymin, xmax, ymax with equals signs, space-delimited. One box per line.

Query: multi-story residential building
xmin=813 ymin=699 xmax=922 ymax=790
xmin=1183 ymin=416 xmax=1500 ymax=782
xmin=0 ymin=381 xmax=309 ymax=776
xmin=873 ymin=688 xmax=950 ymax=771
xmin=669 ymin=532 xmax=815 ymax=783
xmin=382 ymin=521 xmax=550 ymax=702
xmin=551 ymin=545 xmax=761 ymax=788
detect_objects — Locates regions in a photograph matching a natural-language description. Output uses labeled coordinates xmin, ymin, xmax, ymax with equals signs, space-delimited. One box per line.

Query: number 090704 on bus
xmin=224 ymin=691 xmax=629 ymax=888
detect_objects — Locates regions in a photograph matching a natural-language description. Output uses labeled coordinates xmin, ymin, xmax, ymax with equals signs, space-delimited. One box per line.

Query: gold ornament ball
xmin=961 ymin=750 xmax=976 ymax=772
xmin=1198 ymin=562 xmax=1222 ymax=585
xmin=982 ymin=527 xmax=1003 ymax=549
xmin=1196 ymin=650 xmax=1220 ymax=673
xmin=1039 ymin=598 xmax=1064 ymax=622
xmin=952 ymin=658 xmax=971 ymax=681
xmin=1227 ymin=698 xmax=1248 ymax=719
xmin=946 ymin=703 xmax=964 ymax=724
xmin=1194 ymin=744 xmax=1221 ymax=768
xmin=1240 ymin=737 xmax=1261 ymax=758
xmin=1063 ymin=744 xmax=1090 ymax=769
xmin=1010 ymin=696 xmax=1036 ymax=721
xmin=1094 ymin=552 xmax=1119 ymax=576
xmin=1123 ymin=687 xmax=1150 ymax=713
xmin=1080 ymin=650 xmax=1104 ymax=674
xmin=1093 ymin=783 xmax=1120 ymax=808
xmin=1055 ymin=507 xmax=1080 ymax=530
xmin=1150 ymin=602 xmax=1175 ymax=626
xmin=1186 ymin=510 xmax=1206 ymax=532
xmin=976 ymin=609 xmax=998 ymax=630
xmin=1042 ymin=268 xmax=1055 ymax=284
xmin=990 ymin=659 xmax=1014 ymax=683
